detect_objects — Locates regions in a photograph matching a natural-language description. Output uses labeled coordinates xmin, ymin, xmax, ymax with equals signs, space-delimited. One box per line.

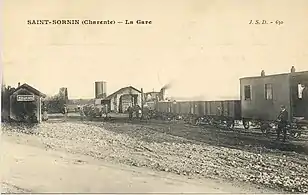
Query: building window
xmin=298 ymin=83 xmax=305 ymax=99
xmin=244 ymin=85 xmax=252 ymax=100
xmin=265 ymin=84 xmax=273 ymax=100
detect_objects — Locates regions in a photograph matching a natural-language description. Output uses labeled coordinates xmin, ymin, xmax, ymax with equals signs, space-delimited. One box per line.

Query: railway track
xmin=77 ymin=116 xmax=308 ymax=155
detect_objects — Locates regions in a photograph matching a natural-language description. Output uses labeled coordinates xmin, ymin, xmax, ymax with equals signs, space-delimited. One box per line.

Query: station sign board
xmin=17 ymin=95 xmax=35 ymax=102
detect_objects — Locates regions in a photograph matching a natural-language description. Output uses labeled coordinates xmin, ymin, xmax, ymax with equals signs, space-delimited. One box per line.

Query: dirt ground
xmin=1 ymin=134 xmax=272 ymax=194
xmin=1 ymin=114 xmax=308 ymax=193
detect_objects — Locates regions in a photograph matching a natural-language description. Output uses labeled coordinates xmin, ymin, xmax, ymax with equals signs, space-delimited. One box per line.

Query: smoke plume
xmin=161 ymin=81 xmax=173 ymax=90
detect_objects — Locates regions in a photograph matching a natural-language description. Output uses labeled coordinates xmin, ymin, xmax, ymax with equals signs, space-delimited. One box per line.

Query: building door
xmin=133 ymin=95 xmax=138 ymax=105
xmin=119 ymin=96 xmax=123 ymax=113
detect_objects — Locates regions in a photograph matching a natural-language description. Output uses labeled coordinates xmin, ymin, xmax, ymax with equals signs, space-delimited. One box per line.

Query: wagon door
xmin=204 ymin=101 xmax=210 ymax=116
xmin=189 ymin=101 xmax=194 ymax=114
xmin=222 ymin=101 xmax=230 ymax=118
xmin=197 ymin=101 xmax=205 ymax=116
xmin=182 ymin=102 xmax=190 ymax=115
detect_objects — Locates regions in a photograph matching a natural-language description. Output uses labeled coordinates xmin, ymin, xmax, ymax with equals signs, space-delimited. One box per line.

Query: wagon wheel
xmin=260 ymin=123 xmax=269 ymax=135
xmin=260 ymin=127 xmax=268 ymax=134
xmin=291 ymin=132 xmax=301 ymax=138
xmin=243 ymin=120 xmax=250 ymax=130
xmin=227 ymin=120 xmax=235 ymax=130
xmin=290 ymin=129 xmax=301 ymax=138
xmin=193 ymin=118 xmax=200 ymax=126
xmin=194 ymin=119 xmax=199 ymax=126
xmin=211 ymin=119 xmax=218 ymax=127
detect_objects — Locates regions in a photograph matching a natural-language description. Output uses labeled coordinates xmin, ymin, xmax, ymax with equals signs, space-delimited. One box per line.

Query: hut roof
xmin=13 ymin=83 xmax=46 ymax=98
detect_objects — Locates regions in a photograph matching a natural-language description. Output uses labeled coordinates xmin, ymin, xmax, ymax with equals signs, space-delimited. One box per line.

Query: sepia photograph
xmin=1 ymin=0 xmax=308 ymax=193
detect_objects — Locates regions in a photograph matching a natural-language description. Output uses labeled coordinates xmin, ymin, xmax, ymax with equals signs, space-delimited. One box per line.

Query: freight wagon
xmin=155 ymin=100 xmax=241 ymax=128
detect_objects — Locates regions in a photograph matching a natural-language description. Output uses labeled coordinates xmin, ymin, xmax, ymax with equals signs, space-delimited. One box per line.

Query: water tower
xmin=95 ymin=81 xmax=107 ymax=99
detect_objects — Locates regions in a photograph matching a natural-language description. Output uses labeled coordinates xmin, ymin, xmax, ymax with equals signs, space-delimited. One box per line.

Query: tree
xmin=44 ymin=94 xmax=64 ymax=113
xmin=1 ymin=85 xmax=15 ymax=121
xmin=42 ymin=87 xmax=69 ymax=113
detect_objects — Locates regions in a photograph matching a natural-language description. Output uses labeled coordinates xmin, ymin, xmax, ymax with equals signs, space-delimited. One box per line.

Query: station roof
xmin=103 ymin=86 xmax=142 ymax=100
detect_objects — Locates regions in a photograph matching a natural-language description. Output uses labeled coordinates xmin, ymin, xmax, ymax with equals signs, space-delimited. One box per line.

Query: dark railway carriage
xmin=290 ymin=71 xmax=308 ymax=121
xmin=240 ymin=69 xmax=308 ymax=129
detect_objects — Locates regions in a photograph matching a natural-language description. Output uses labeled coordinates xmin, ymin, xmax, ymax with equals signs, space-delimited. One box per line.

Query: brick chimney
xmin=17 ymin=82 xmax=20 ymax=87
xmin=261 ymin=70 xmax=265 ymax=77
xmin=291 ymin=66 xmax=295 ymax=73
xmin=159 ymin=88 xmax=165 ymax=101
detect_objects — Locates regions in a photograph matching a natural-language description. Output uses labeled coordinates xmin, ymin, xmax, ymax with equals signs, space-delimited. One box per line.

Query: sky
xmin=2 ymin=0 xmax=308 ymax=99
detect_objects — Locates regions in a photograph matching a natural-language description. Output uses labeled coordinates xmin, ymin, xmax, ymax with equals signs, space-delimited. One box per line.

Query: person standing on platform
xmin=276 ymin=105 xmax=289 ymax=142
xmin=79 ymin=106 xmax=85 ymax=121
xmin=127 ymin=105 xmax=133 ymax=120
xmin=63 ymin=105 xmax=68 ymax=121
xmin=135 ymin=105 xmax=141 ymax=119
xmin=42 ymin=104 xmax=48 ymax=121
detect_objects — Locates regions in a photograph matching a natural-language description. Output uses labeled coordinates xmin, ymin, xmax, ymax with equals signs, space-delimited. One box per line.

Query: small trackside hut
xmin=240 ymin=67 xmax=308 ymax=129
xmin=9 ymin=83 xmax=46 ymax=123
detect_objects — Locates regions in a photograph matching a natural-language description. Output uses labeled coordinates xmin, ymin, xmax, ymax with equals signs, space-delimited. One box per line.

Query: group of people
xmin=77 ymin=104 xmax=109 ymax=121
xmin=127 ymin=105 xmax=142 ymax=120
xmin=127 ymin=104 xmax=153 ymax=120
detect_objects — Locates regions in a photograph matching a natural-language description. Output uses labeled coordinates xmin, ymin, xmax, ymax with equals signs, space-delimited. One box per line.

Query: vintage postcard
xmin=1 ymin=0 xmax=308 ymax=194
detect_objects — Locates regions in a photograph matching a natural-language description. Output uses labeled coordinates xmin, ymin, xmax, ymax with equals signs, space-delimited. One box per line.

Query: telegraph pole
xmin=141 ymin=88 xmax=144 ymax=119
